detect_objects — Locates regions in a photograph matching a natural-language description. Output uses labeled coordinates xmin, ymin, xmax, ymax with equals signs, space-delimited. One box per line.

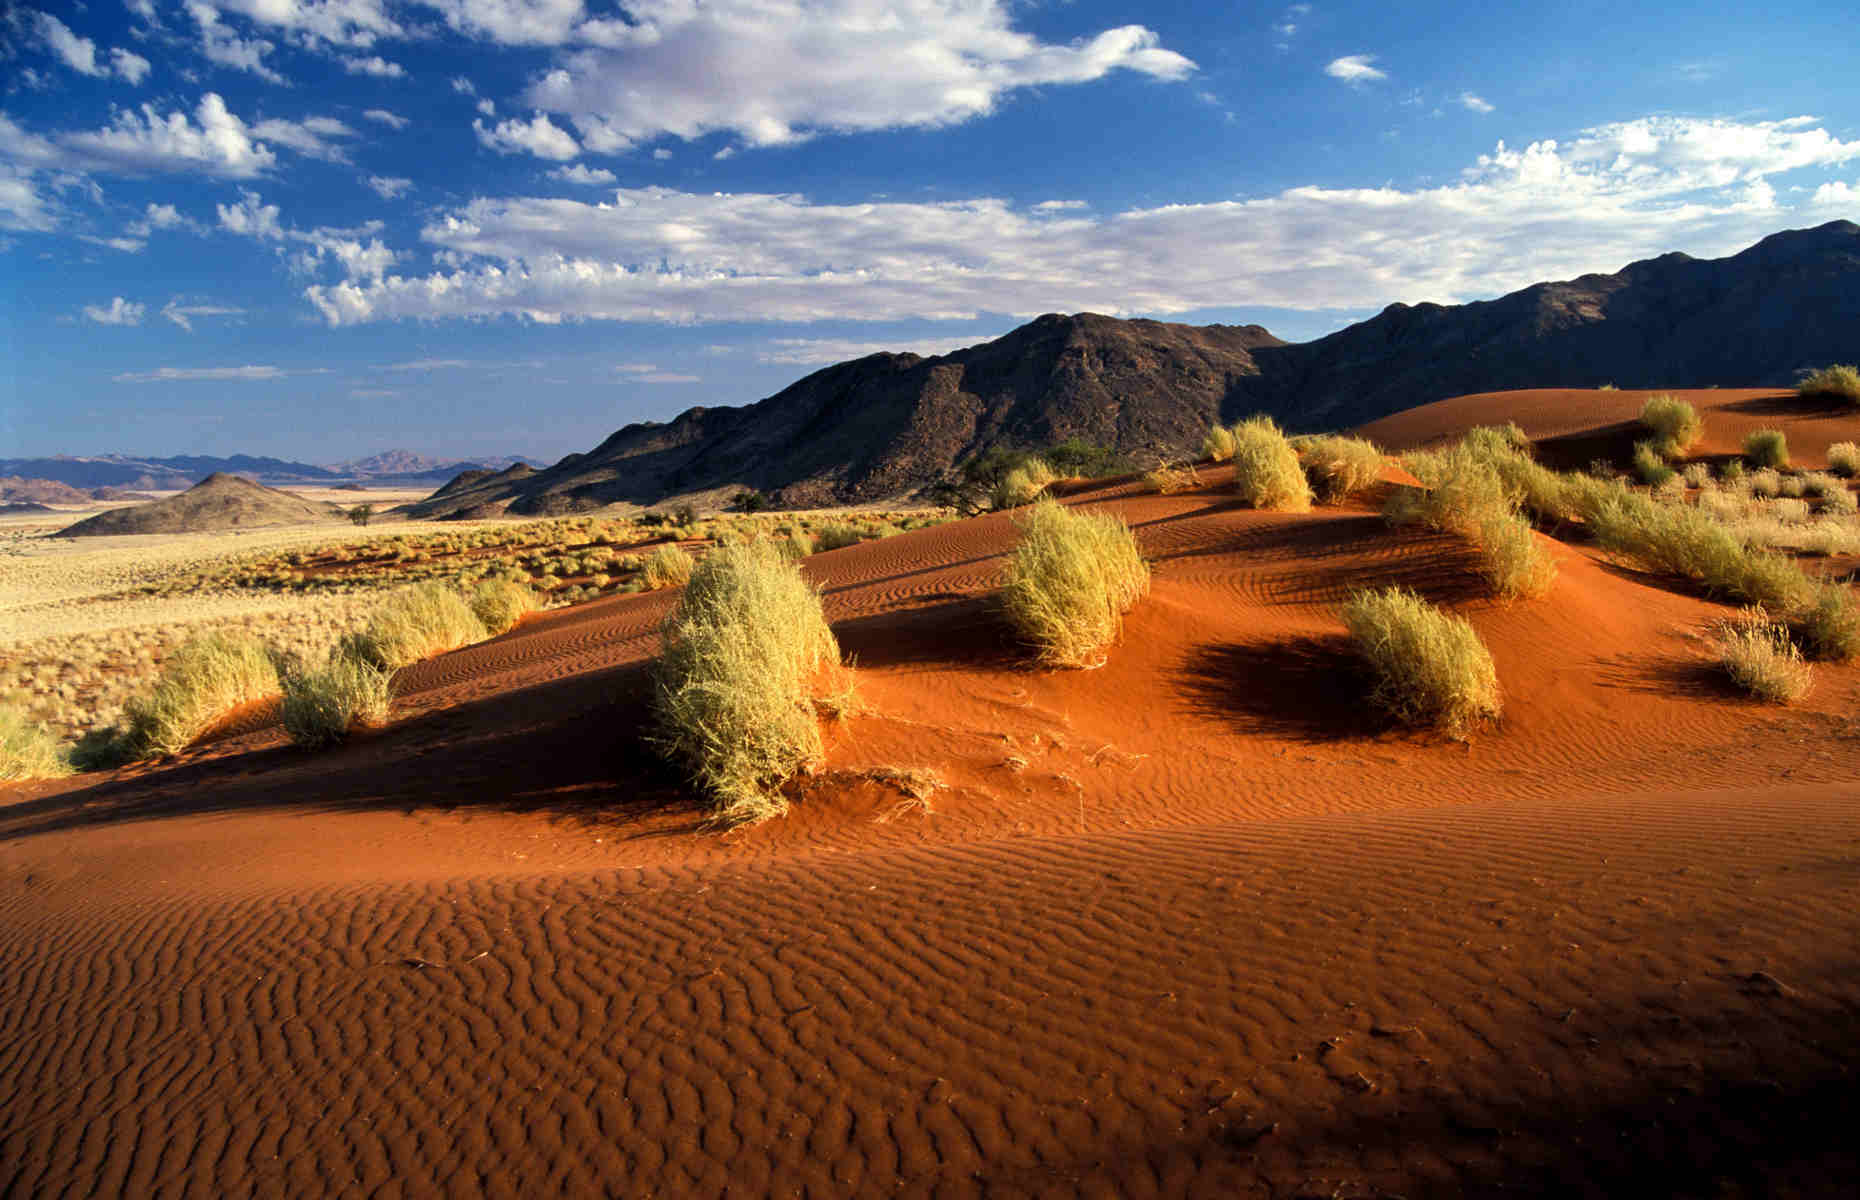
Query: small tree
xmin=730 ymin=489 xmax=768 ymax=513
xmin=347 ymin=503 xmax=375 ymax=527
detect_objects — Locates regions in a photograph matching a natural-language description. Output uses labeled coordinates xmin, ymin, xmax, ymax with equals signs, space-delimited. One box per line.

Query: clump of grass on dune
xmin=1140 ymin=462 xmax=1201 ymax=495
xmin=280 ymin=650 xmax=392 ymax=748
xmin=654 ymin=541 xmax=849 ymax=825
xmin=1201 ymin=423 xmax=1237 ymax=463
xmin=1 ymin=700 xmax=71 ymax=780
xmin=1640 ymin=394 xmax=1703 ymax=457
xmin=812 ymin=522 xmax=865 ymax=552
xmin=992 ymin=458 xmax=1058 ymax=510
xmin=1340 ymin=587 xmax=1501 ymax=739
xmin=1716 ymin=610 xmax=1813 ymax=703
xmin=999 ymin=498 xmax=1151 ymax=668
xmin=1387 ymin=444 xmax=1557 ymax=599
xmin=1745 ymin=428 xmax=1790 ymax=469
xmin=117 ymin=632 xmax=282 ymax=758
xmin=1633 ymin=439 xmax=1677 ymax=487
xmin=1298 ymin=435 xmax=1385 ymax=503
xmin=1230 ymin=415 xmax=1313 ymax=511
xmin=468 ymin=579 xmax=538 ymax=635
xmin=1792 ymin=581 xmax=1860 ymax=663
xmin=641 ymin=543 xmax=695 ymax=590
xmin=1827 ymin=441 xmax=1860 ymax=477
xmin=343 ymin=582 xmax=487 ymax=673
xmin=1798 ymin=364 xmax=1860 ymax=404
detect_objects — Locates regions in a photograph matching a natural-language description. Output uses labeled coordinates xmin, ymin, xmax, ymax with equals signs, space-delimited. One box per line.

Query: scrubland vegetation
xmin=1386 ymin=435 xmax=1558 ymax=600
xmin=1640 ymin=395 xmax=1702 ymax=457
xmin=1297 ymin=435 xmax=1385 ymax=502
xmin=999 ymin=499 xmax=1151 ymax=667
xmin=1 ymin=702 xmax=71 ymax=780
xmin=653 ymin=542 xmax=850 ymax=824
xmin=281 ymin=653 xmax=393 ymax=748
xmin=1745 ymin=429 xmax=1790 ymax=469
xmin=1230 ymin=416 xmax=1314 ymax=511
xmin=1341 ymin=587 xmax=1501 ymax=738
xmin=1799 ymin=364 xmax=1860 ymax=404
xmin=1716 ymin=610 xmax=1814 ymax=703
xmin=343 ymin=582 xmax=488 ymax=672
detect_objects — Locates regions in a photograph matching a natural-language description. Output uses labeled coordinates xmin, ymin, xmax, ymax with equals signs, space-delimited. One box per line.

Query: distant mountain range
xmin=0 ymin=452 xmax=537 ymax=492
xmin=412 ymin=221 xmax=1860 ymax=516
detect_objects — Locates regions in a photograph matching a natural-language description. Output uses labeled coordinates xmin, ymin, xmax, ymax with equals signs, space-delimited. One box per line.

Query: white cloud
xmin=474 ymin=112 xmax=580 ymax=160
xmin=125 ymin=202 xmax=197 ymax=238
xmin=250 ymin=115 xmax=356 ymax=162
xmin=549 ymin=163 xmax=617 ymax=185
xmin=83 ymin=297 xmax=147 ymax=325
xmin=1459 ymin=92 xmax=1494 ymax=114
xmin=426 ymin=0 xmax=587 ymax=46
xmin=757 ymin=335 xmax=1001 ymax=364
xmin=110 ymin=48 xmax=154 ymax=85
xmin=33 ymin=12 xmax=105 ymax=76
xmin=612 ymin=361 xmax=700 ymax=381
xmin=218 ymin=188 xmax=398 ymax=279
xmin=112 ymin=364 xmax=293 ymax=382
xmin=523 ymin=0 xmax=1194 ymax=151
xmin=451 ymin=75 xmax=477 ymax=94
xmin=366 ymin=175 xmax=413 ymax=198
xmin=651 ymin=147 xmax=672 ymax=160
xmin=342 ymin=55 xmax=406 ymax=78
xmin=477 ymin=98 xmax=496 ymax=116
xmin=60 ymin=93 xmax=279 ymax=177
xmin=0 ymin=166 xmax=59 ymax=232
xmin=207 ymin=0 xmax=403 ymax=47
xmin=1325 ymin=55 xmax=1386 ymax=85
xmin=217 ymin=189 xmax=284 ymax=238
xmin=161 ymin=298 xmax=246 ymax=330
xmin=186 ymin=1 xmax=287 ymax=84
xmin=79 ymin=234 xmax=147 ymax=253
xmin=363 ymin=108 xmax=410 ymax=129
xmin=305 ymin=116 xmax=1860 ymax=328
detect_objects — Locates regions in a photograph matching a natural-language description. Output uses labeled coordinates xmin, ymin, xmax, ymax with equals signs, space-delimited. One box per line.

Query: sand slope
xmin=6 ymin=391 xmax=1860 ymax=1195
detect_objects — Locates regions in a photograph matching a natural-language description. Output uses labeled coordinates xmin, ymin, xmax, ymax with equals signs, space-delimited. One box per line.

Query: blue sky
xmin=2 ymin=1 xmax=1857 ymax=464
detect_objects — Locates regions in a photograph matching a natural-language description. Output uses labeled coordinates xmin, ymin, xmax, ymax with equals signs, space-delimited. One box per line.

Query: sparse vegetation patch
xmin=1798 ymin=365 xmax=1860 ymax=404
xmin=1299 ymin=435 xmax=1385 ymax=503
xmin=1230 ymin=416 xmax=1313 ymax=511
xmin=1639 ymin=395 xmax=1703 ymax=457
xmin=1341 ymin=587 xmax=1501 ymax=739
xmin=999 ymin=498 xmax=1151 ymax=667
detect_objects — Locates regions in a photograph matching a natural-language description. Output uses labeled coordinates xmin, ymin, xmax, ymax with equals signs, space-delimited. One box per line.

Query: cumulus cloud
xmin=125 ymin=203 xmax=200 ymax=238
xmin=523 ymin=0 xmax=1195 ymax=151
xmin=217 ymin=189 xmax=284 ymax=238
xmin=363 ymin=108 xmax=410 ymax=129
xmin=342 ymin=55 xmax=406 ymax=77
xmin=83 ymin=297 xmax=147 ymax=325
xmin=304 ymin=116 xmax=1860 ymax=328
xmin=110 ymin=48 xmax=154 ymax=85
xmin=250 ymin=115 xmax=356 ymax=162
xmin=1459 ymin=92 xmax=1494 ymax=114
xmin=216 ymin=189 xmax=398 ymax=279
xmin=1325 ymin=55 xmax=1386 ymax=84
xmin=756 ymin=335 xmax=1002 ymax=364
xmin=366 ymin=175 xmax=413 ymax=198
xmin=112 ymin=364 xmax=293 ymax=382
xmin=474 ymin=112 xmax=580 ymax=160
xmin=549 ymin=163 xmax=617 ymax=185
xmin=0 ymin=166 xmax=58 ymax=232
xmin=60 ymin=93 xmax=279 ymax=177
xmin=186 ymin=1 xmax=287 ymax=84
xmin=31 ymin=12 xmax=155 ymax=84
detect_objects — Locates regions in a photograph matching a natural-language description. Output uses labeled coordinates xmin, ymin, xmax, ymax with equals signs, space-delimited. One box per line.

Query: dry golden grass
xmin=1140 ymin=463 xmax=1201 ymax=495
xmin=1 ymin=699 xmax=71 ymax=780
xmin=1828 ymin=442 xmax=1860 ymax=477
xmin=1230 ymin=416 xmax=1313 ymax=511
xmin=998 ymin=498 xmax=1151 ymax=668
xmin=1798 ymin=364 xmax=1860 ymax=404
xmin=1745 ymin=429 xmax=1790 ymax=469
xmin=1201 ymin=423 xmax=1237 ymax=463
xmin=1640 ymin=394 xmax=1703 ymax=456
xmin=1340 ymin=587 xmax=1501 ymax=739
xmin=281 ymin=651 xmax=393 ymax=748
xmin=1388 ymin=443 xmax=1557 ymax=600
xmin=1716 ymin=610 xmax=1813 ymax=703
xmin=1298 ymin=435 xmax=1385 ymax=503
xmin=117 ymin=632 xmax=281 ymax=758
xmin=641 ymin=544 xmax=695 ymax=590
xmin=468 ymin=579 xmax=539 ymax=635
xmin=992 ymin=458 xmax=1059 ymax=511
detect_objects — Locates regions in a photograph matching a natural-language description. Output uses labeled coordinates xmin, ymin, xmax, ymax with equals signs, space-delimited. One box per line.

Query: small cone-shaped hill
xmin=56 ymin=472 xmax=336 ymax=537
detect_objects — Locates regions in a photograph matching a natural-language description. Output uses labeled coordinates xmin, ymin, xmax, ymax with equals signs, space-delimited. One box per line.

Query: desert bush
xmin=641 ymin=544 xmax=695 ymax=590
xmin=992 ymin=458 xmax=1058 ymax=510
xmin=1387 ymin=445 xmax=1557 ymax=599
xmin=1717 ymin=611 xmax=1812 ymax=703
xmin=468 ymin=579 xmax=538 ymax=635
xmin=1681 ymin=462 xmax=1713 ymax=489
xmin=1633 ymin=440 xmax=1676 ymax=486
xmin=1793 ymin=582 xmax=1860 ymax=662
xmin=1231 ymin=416 xmax=1313 ymax=511
xmin=1827 ymin=442 xmax=1860 ymax=477
xmin=1299 ymin=435 xmax=1384 ymax=502
xmin=999 ymin=498 xmax=1151 ymax=667
xmin=1042 ymin=438 xmax=1126 ymax=479
xmin=1769 ymin=498 xmax=1812 ymax=525
xmin=1640 ymin=395 xmax=1703 ymax=456
xmin=812 ymin=522 xmax=865 ymax=552
xmin=1720 ymin=459 xmax=1746 ymax=483
xmin=1201 ymin=423 xmax=1237 ymax=463
xmin=1475 ymin=509 xmax=1559 ymax=599
xmin=1779 ymin=474 xmax=1807 ymax=499
xmin=1798 ymin=364 xmax=1860 ymax=403
xmin=1 ymin=700 xmax=71 ymax=780
xmin=345 ymin=583 xmax=488 ymax=673
xmin=1745 ymin=429 xmax=1789 ymax=469
xmin=1748 ymin=467 xmax=1783 ymax=498
xmin=118 ymin=633 xmax=282 ymax=757
xmin=280 ymin=652 xmax=392 ymax=748
xmin=776 ymin=530 xmax=816 ymax=559
xmin=1141 ymin=463 xmax=1201 ymax=495
xmin=1340 ymin=587 xmax=1501 ymax=738
xmin=1817 ymin=480 xmax=1859 ymax=516
xmin=654 ymin=541 xmax=846 ymax=824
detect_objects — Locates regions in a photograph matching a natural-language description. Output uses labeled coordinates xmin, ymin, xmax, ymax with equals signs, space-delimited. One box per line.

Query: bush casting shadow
xmin=1179 ymin=637 xmax=1388 ymax=742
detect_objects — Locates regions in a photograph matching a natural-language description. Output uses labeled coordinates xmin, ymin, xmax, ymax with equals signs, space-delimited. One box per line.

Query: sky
xmin=1 ymin=1 xmax=1857 ymax=465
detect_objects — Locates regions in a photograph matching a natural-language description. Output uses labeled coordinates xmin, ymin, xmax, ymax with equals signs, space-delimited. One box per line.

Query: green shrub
xmin=1387 ymin=444 xmax=1557 ymax=598
xmin=120 ymin=633 xmax=282 ymax=757
xmin=641 ymin=544 xmax=695 ymax=590
xmin=281 ymin=652 xmax=392 ymax=748
xmin=1717 ymin=612 xmax=1812 ymax=703
xmin=1201 ymin=423 xmax=1237 ymax=463
xmin=1231 ymin=416 xmax=1313 ymax=511
xmin=1299 ymin=435 xmax=1384 ymax=502
xmin=1681 ymin=462 xmax=1713 ymax=489
xmin=1745 ymin=429 xmax=1789 ymax=469
xmin=999 ymin=498 xmax=1151 ymax=667
xmin=1640 ymin=395 xmax=1703 ymax=456
xmin=1827 ymin=442 xmax=1860 ymax=477
xmin=1633 ymin=439 xmax=1676 ymax=486
xmin=1340 ymin=587 xmax=1501 ymax=739
xmin=1749 ymin=467 xmax=1783 ymax=498
xmin=1721 ymin=459 xmax=1746 ymax=483
xmin=654 ymin=541 xmax=848 ymax=824
xmin=812 ymin=522 xmax=865 ymax=552
xmin=992 ymin=458 xmax=1058 ymax=510
xmin=1042 ymin=439 xmax=1126 ymax=479
xmin=1 ymin=700 xmax=70 ymax=780
xmin=469 ymin=579 xmax=538 ymax=635
xmin=345 ymin=583 xmax=488 ymax=672
xmin=1793 ymin=583 xmax=1860 ymax=662
xmin=1798 ymin=364 xmax=1860 ymax=403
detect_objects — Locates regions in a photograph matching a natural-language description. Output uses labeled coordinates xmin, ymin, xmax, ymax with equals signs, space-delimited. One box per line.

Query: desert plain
xmin=5 ymin=386 xmax=1860 ymax=1196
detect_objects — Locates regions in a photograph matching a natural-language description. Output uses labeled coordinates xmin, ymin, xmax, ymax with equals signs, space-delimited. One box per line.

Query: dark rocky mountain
xmin=56 ymin=473 xmax=337 ymax=537
xmin=1 ymin=477 xmax=96 ymax=505
xmin=0 ymin=451 xmax=537 ymax=491
xmin=332 ymin=450 xmax=537 ymax=479
xmin=413 ymin=221 xmax=1860 ymax=517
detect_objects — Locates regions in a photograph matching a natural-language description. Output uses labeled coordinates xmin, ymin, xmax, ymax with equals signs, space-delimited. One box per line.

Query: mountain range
xmin=410 ymin=220 xmax=1860 ymax=517
xmin=0 ymin=452 xmax=537 ymax=492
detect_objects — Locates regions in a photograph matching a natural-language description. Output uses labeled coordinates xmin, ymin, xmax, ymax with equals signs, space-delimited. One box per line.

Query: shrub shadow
xmin=1719 ymin=391 xmax=1852 ymax=419
xmin=832 ymin=594 xmax=1022 ymax=670
xmin=1178 ymin=637 xmax=1388 ymax=742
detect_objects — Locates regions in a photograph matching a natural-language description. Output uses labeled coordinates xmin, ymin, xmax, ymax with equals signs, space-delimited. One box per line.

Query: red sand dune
xmin=6 ymin=389 xmax=1860 ymax=1195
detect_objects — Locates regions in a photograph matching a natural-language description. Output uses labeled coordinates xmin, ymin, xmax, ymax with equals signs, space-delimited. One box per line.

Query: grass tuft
xmin=119 ymin=632 xmax=281 ymax=757
xmin=1744 ymin=429 xmax=1789 ymax=469
xmin=280 ymin=651 xmax=392 ymax=748
xmin=641 ymin=544 xmax=696 ymax=590
xmin=999 ymin=498 xmax=1151 ymax=667
xmin=468 ymin=579 xmax=538 ymax=635
xmin=1798 ymin=364 xmax=1860 ymax=404
xmin=1201 ymin=423 xmax=1237 ymax=463
xmin=344 ymin=582 xmax=488 ymax=672
xmin=654 ymin=541 xmax=848 ymax=825
xmin=1633 ymin=439 xmax=1676 ymax=486
xmin=1716 ymin=611 xmax=1812 ymax=703
xmin=1387 ymin=444 xmax=1558 ymax=599
xmin=1340 ymin=587 xmax=1501 ymax=739
xmin=1299 ymin=435 xmax=1385 ymax=503
xmin=1640 ymin=395 xmax=1702 ymax=456
xmin=1230 ymin=416 xmax=1313 ymax=511
xmin=1 ymin=700 xmax=72 ymax=780
xmin=992 ymin=458 xmax=1058 ymax=510
xmin=1828 ymin=442 xmax=1860 ymax=477
xmin=1140 ymin=462 xmax=1201 ymax=495
xmin=1792 ymin=582 xmax=1860 ymax=662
